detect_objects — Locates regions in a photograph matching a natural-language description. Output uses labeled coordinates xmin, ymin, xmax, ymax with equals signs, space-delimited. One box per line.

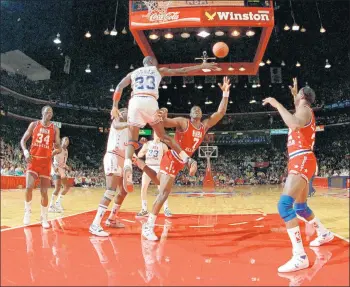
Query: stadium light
xmin=110 ymin=85 xmax=114 ymax=92
xmin=85 ymin=64 xmax=91 ymax=73
xmin=53 ymin=33 xmax=61 ymax=44
xmin=292 ymin=22 xmax=300 ymax=31
xmin=281 ymin=60 xmax=286 ymax=66
xmin=266 ymin=59 xmax=271 ymax=65
xmin=122 ymin=27 xmax=127 ymax=34
xmin=231 ymin=30 xmax=240 ymax=37
xmin=320 ymin=26 xmax=326 ymax=33
xmin=228 ymin=65 xmax=234 ymax=71
xmin=249 ymin=99 xmax=257 ymax=104
xmin=197 ymin=84 xmax=203 ymax=89
xmin=188 ymin=100 xmax=191 ymax=105
xmin=104 ymin=28 xmax=110 ymax=35
xmin=215 ymin=30 xmax=225 ymax=36
xmin=174 ymin=85 xmax=177 ymax=89
xmin=296 ymin=61 xmax=301 ymax=67
xmin=181 ymin=31 xmax=191 ymax=38
xmin=85 ymin=31 xmax=91 ymax=38
xmin=197 ymin=30 xmax=210 ymax=38
xmin=149 ymin=30 xmax=159 ymax=40
xmin=246 ymin=29 xmax=255 ymax=37
xmin=130 ymin=64 xmax=134 ymax=70
xmin=110 ymin=27 xmax=118 ymax=36
xmin=167 ymin=98 xmax=171 ymax=105
xmin=211 ymin=84 xmax=215 ymax=88
xmin=229 ymin=100 xmax=233 ymax=104
xmin=259 ymin=61 xmax=265 ymax=67
xmin=115 ymin=63 xmax=119 ymax=69
xmin=239 ymin=65 xmax=245 ymax=72
xmin=182 ymin=83 xmax=187 ymax=88
xmin=325 ymin=59 xmax=331 ymax=69
xmin=300 ymin=26 xmax=306 ymax=32
xmin=284 ymin=24 xmax=290 ymax=31
xmin=164 ymin=31 xmax=174 ymax=39
xmin=162 ymin=84 xmax=168 ymax=89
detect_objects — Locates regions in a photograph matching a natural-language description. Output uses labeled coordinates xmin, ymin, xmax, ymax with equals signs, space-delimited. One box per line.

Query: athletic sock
xmin=309 ymin=217 xmax=328 ymax=236
xmin=50 ymin=194 xmax=56 ymax=206
xmin=40 ymin=205 xmax=48 ymax=217
xmin=108 ymin=203 xmax=121 ymax=220
xmin=142 ymin=200 xmax=148 ymax=211
xmin=57 ymin=194 xmax=64 ymax=203
xmin=287 ymin=226 xmax=306 ymax=255
xmin=93 ymin=204 xmax=108 ymax=226
xmin=164 ymin=199 xmax=169 ymax=210
xmin=124 ymin=159 xmax=132 ymax=169
xmin=147 ymin=213 xmax=157 ymax=226
xmin=24 ymin=201 xmax=32 ymax=212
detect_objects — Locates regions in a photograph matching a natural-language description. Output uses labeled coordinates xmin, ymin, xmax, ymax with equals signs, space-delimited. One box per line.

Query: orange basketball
xmin=212 ymin=42 xmax=229 ymax=58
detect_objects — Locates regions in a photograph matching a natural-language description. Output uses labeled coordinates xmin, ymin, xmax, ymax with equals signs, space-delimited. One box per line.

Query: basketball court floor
xmin=1 ymin=185 xmax=349 ymax=286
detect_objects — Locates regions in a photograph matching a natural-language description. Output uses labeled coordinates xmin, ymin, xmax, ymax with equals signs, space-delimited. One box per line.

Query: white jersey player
xmin=49 ymin=137 xmax=71 ymax=212
xmin=90 ymin=108 xmax=132 ymax=237
xmin=111 ymin=56 xmax=217 ymax=194
xmin=136 ymin=133 xmax=172 ymax=217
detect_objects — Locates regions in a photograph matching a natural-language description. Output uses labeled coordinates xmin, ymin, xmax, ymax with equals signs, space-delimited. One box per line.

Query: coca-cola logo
xmin=149 ymin=11 xmax=180 ymax=22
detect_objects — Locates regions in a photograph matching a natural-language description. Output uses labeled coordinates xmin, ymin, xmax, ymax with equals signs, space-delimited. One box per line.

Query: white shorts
xmin=141 ymin=166 xmax=160 ymax=188
xmin=51 ymin=166 xmax=66 ymax=179
xmin=128 ymin=96 xmax=160 ymax=128
xmin=104 ymin=152 xmax=124 ymax=176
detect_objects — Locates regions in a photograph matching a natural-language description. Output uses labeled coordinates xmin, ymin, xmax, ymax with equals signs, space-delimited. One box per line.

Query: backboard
xmin=198 ymin=145 xmax=218 ymax=158
xmin=129 ymin=0 xmax=274 ymax=76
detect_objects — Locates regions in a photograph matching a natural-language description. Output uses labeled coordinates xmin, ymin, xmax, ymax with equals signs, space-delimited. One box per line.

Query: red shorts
xmin=27 ymin=157 xmax=51 ymax=179
xmin=288 ymin=152 xmax=317 ymax=182
xmin=160 ymin=150 xmax=185 ymax=177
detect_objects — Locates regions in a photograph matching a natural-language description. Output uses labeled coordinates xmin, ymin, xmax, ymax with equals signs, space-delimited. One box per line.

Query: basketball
xmin=212 ymin=42 xmax=229 ymax=58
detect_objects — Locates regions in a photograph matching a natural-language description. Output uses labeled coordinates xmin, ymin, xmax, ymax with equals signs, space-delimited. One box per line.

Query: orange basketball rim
xmin=129 ymin=0 xmax=274 ymax=76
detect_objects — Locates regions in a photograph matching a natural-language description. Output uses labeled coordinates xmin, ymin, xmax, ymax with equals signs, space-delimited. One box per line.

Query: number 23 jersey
xmin=130 ymin=66 xmax=162 ymax=99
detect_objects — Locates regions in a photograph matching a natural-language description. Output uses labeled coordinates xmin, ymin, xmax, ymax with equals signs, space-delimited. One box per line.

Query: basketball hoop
xmin=142 ymin=0 xmax=173 ymax=22
xmin=199 ymin=145 xmax=218 ymax=191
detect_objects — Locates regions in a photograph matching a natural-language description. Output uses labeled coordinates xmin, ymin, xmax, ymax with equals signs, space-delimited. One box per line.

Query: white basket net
xmin=142 ymin=0 xmax=172 ymax=18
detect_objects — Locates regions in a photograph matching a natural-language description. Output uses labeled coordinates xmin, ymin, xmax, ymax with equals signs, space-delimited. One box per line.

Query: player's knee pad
xmin=294 ymin=202 xmax=313 ymax=219
xmin=128 ymin=140 xmax=142 ymax=150
xmin=277 ymin=195 xmax=296 ymax=222
xmin=104 ymin=189 xmax=115 ymax=201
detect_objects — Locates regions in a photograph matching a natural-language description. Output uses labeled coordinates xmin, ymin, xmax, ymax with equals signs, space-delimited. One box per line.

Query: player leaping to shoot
xmin=262 ymin=78 xmax=334 ymax=273
xmin=111 ymin=56 xmax=218 ymax=193
xmin=133 ymin=76 xmax=231 ymax=240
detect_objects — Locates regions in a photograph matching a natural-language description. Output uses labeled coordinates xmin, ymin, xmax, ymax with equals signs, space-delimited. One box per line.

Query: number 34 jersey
xmin=30 ymin=121 xmax=56 ymax=158
xmin=130 ymin=66 xmax=162 ymax=99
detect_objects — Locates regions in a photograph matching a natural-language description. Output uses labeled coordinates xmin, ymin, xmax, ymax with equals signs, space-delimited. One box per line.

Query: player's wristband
xmin=113 ymin=91 xmax=121 ymax=101
xmin=223 ymin=91 xmax=230 ymax=98
xmin=24 ymin=149 xmax=30 ymax=158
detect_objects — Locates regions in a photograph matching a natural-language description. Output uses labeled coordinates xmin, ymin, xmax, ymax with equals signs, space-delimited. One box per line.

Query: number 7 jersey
xmin=130 ymin=66 xmax=162 ymax=99
xmin=175 ymin=120 xmax=205 ymax=157
xmin=30 ymin=121 xmax=56 ymax=158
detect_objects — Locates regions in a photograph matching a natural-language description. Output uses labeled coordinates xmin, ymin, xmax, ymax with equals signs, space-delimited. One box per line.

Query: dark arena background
xmin=0 ymin=0 xmax=349 ymax=286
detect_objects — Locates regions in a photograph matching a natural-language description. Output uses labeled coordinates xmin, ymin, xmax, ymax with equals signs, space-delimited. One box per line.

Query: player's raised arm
xmin=158 ymin=107 xmax=187 ymax=129
xmin=262 ymin=98 xmax=311 ymax=131
xmin=159 ymin=62 xmax=218 ymax=76
xmin=111 ymin=73 xmax=132 ymax=119
xmin=202 ymin=76 xmax=230 ymax=131
xmin=52 ymin=126 xmax=62 ymax=156
xmin=137 ymin=141 xmax=148 ymax=158
xmin=20 ymin=122 xmax=35 ymax=162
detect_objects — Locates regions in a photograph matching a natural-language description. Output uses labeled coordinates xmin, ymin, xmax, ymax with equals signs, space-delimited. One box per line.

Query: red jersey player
xmin=20 ymin=106 xmax=61 ymax=228
xmin=137 ymin=76 xmax=231 ymax=240
xmin=262 ymin=78 xmax=333 ymax=273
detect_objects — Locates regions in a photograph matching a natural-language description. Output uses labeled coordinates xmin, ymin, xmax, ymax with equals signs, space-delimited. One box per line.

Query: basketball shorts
xmin=104 ymin=152 xmax=124 ymax=176
xmin=27 ymin=157 xmax=51 ymax=179
xmin=142 ymin=165 xmax=160 ymax=187
xmin=288 ymin=152 xmax=317 ymax=182
xmin=127 ymin=96 xmax=160 ymax=128
xmin=51 ymin=166 xmax=67 ymax=179
xmin=160 ymin=151 xmax=185 ymax=178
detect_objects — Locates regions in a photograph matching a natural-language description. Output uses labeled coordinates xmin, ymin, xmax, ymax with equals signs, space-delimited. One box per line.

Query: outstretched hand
xmin=218 ymin=76 xmax=231 ymax=92
xmin=262 ymin=97 xmax=280 ymax=109
xmin=289 ymin=77 xmax=298 ymax=98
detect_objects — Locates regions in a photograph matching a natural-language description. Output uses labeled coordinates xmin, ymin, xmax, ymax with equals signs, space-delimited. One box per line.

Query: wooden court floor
xmin=1 ymin=185 xmax=349 ymax=239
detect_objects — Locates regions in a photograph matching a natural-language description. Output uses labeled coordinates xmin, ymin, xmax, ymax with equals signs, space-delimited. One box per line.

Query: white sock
xmin=124 ymin=159 xmax=132 ymax=169
xmin=164 ymin=199 xmax=169 ymax=210
xmin=309 ymin=217 xmax=328 ymax=236
xmin=50 ymin=195 xmax=56 ymax=205
xmin=179 ymin=151 xmax=189 ymax=162
xmin=108 ymin=203 xmax=121 ymax=220
xmin=287 ymin=226 xmax=306 ymax=256
xmin=93 ymin=204 xmax=108 ymax=226
xmin=142 ymin=200 xmax=147 ymax=211
xmin=41 ymin=205 xmax=48 ymax=218
xmin=24 ymin=201 xmax=32 ymax=212
xmin=57 ymin=194 xmax=64 ymax=202
xmin=147 ymin=213 xmax=157 ymax=226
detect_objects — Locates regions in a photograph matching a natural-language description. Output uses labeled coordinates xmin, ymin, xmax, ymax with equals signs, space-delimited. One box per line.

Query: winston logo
xmin=205 ymin=11 xmax=270 ymax=21
xmin=205 ymin=11 xmax=216 ymax=21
